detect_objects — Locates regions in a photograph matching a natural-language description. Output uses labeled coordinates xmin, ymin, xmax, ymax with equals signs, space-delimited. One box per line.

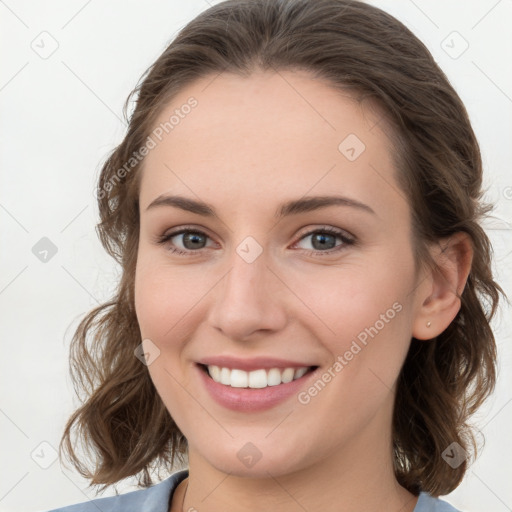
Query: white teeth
xmin=267 ymin=368 xmax=282 ymax=386
xmin=248 ymin=369 xmax=267 ymax=388
xmin=209 ymin=365 xmax=221 ymax=382
xmin=294 ymin=367 xmax=308 ymax=379
xmin=281 ymin=368 xmax=295 ymax=383
xmin=230 ymin=369 xmax=248 ymax=388
xmin=220 ymin=367 xmax=230 ymax=385
xmin=206 ymin=365 xmax=311 ymax=388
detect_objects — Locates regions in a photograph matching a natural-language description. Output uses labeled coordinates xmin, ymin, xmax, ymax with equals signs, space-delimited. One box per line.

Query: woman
xmin=49 ymin=0 xmax=504 ymax=510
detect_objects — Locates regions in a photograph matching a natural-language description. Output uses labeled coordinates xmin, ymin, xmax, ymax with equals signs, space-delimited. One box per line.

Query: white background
xmin=0 ymin=1 xmax=511 ymax=511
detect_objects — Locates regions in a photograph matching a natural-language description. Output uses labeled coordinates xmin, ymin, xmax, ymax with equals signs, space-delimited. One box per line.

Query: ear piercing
xmin=426 ymin=321 xmax=431 ymax=327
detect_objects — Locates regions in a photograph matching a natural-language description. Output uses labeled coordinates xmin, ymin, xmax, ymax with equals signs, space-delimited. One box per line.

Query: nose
xmin=206 ymin=247 xmax=288 ymax=342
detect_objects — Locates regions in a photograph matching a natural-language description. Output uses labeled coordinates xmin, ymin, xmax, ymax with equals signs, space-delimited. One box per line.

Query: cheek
xmin=287 ymin=256 xmax=414 ymax=342
xmin=134 ymin=259 xmax=205 ymax=431
xmin=285 ymin=255 xmax=416 ymax=399
xmin=134 ymin=258 xmax=209 ymax=343
xmin=134 ymin=256 xmax=220 ymax=409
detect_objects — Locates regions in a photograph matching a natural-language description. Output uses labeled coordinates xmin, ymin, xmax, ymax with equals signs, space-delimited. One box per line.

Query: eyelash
xmin=155 ymin=225 xmax=356 ymax=257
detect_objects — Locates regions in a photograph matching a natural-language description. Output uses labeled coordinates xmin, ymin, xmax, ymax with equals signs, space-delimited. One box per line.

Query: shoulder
xmin=414 ymin=492 xmax=463 ymax=512
xmin=44 ymin=470 xmax=188 ymax=512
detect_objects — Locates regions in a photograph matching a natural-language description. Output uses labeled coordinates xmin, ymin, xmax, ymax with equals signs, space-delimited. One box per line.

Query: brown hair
xmin=59 ymin=0 xmax=505 ymax=496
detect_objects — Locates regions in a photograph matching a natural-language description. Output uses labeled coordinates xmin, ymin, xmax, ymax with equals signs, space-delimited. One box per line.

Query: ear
xmin=412 ymin=232 xmax=473 ymax=340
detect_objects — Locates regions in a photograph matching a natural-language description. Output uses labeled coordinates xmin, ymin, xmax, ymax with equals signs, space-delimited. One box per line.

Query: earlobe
xmin=412 ymin=232 xmax=473 ymax=340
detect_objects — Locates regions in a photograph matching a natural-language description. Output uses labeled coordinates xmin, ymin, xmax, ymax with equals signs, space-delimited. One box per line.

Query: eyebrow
xmin=145 ymin=194 xmax=376 ymax=218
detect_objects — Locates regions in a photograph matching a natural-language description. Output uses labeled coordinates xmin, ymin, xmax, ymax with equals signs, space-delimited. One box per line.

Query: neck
xmin=176 ymin=414 xmax=418 ymax=512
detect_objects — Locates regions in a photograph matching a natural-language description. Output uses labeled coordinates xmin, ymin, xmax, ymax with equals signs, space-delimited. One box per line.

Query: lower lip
xmin=197 ymin=365 xmax=317 ymax=412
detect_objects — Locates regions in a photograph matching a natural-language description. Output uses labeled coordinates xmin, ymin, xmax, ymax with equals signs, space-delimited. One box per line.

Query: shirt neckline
xmin=164 ymin=472 xmax=446 ymax=512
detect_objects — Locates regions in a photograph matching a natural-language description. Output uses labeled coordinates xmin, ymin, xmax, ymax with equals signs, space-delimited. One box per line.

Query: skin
xmin=134 ymin=69 xmax=472 ymax=512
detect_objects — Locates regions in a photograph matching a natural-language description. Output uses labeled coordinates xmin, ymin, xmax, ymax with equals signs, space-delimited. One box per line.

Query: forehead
xmin=139 ymin=69 xmax=404 ymax=217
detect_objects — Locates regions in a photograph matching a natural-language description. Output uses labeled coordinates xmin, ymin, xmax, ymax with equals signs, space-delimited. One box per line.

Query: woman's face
xmin=135 ymin=69 xmax=427 ymax=478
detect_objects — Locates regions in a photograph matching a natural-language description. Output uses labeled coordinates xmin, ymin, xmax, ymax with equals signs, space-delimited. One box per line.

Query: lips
xmin=196 ymin=356 xmax=319 ymax=412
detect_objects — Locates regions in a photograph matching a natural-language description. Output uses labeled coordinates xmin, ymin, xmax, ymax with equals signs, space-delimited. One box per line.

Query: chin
xmin=193 ymin=437 xmax=314 ymax=479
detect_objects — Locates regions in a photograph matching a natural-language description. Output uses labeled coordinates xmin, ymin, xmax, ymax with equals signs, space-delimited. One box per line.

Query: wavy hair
xmin=59 ymin=0 xmax=504 ymax=496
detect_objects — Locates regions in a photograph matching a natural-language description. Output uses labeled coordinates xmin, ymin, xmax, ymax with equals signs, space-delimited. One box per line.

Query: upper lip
xmin=197 ymin=356 xmax=316 ymax=372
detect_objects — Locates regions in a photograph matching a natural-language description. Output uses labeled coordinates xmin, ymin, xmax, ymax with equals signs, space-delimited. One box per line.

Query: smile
xmin=205 ymin=365 xmax=311 ymax=388
xmin=196 ymin=357 xmax=319 ymax=411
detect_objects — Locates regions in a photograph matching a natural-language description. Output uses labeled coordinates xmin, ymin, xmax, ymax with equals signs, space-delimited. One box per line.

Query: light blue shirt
xmin=45 ymin=469 xmax=462 ymax=511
